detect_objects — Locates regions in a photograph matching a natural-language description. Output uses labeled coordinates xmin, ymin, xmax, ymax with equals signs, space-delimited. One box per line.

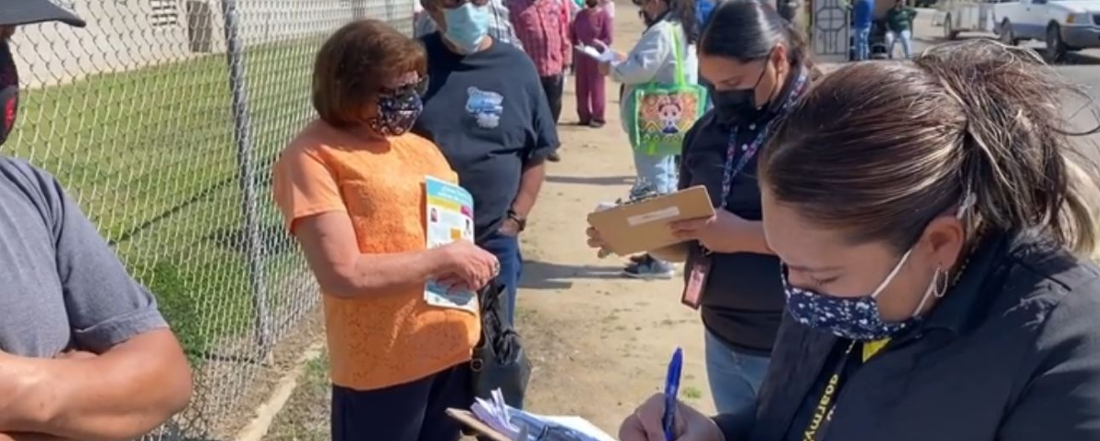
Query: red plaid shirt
xmin=507 ymin=0 xmax=573 ymax=77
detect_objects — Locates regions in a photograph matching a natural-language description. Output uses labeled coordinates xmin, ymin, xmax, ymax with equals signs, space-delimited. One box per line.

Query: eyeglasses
xmin=437 ymin=0 xmax=490 ymax=8
xmin=379 ymin=75 xmax=429 ymax=99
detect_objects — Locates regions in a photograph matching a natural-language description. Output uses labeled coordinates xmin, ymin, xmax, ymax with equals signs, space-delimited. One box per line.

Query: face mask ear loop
xmin=870 ymin=247 xmax=914 ymax=299
xmin=911 ymin=266 xmax=946 ymax=318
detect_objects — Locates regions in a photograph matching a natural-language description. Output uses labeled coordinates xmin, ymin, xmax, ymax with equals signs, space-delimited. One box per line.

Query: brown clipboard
xmin=586 ymin=185 xmax=715 ymax=256
xmin=446 ymin=408 xmax=514 ymax=441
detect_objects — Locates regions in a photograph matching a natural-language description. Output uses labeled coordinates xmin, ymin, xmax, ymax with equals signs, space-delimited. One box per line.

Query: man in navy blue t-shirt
xmin=416 ymin=0 xmax=560 ymax=324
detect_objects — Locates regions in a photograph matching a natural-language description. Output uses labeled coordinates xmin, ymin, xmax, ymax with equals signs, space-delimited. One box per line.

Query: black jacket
xmin=716 ymin=230 xmax=1100 ymax=441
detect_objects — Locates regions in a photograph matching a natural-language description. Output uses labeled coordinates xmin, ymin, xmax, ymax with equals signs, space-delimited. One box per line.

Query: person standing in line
xmin=0 ymin=3 xmax=194 ymax=441
xmin=597 ymin=0 xmax=699 ymax=279
xmin=415 ymin=0 xmax=526 ymax=50
xmin=589 ymin=1 xmax=816 ymax=414
xmin=416 ymin=0 xmax=560 ymax=325
xmin=851 ymin=0 xmax=874 ymax=60
xmin=507 ymin=0 xmax=573 ymax=125
xmin=885 ymin=0 xmax=917 ymax=59
xmin=571 ymin=0 xmax=613 ymax=127
xmin=274 ymin=20 xmax=500 ymax=441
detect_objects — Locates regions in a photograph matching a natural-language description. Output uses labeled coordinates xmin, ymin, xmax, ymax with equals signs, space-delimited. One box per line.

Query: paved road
xmin=907 ymin=10 xmax=1100 ymax=162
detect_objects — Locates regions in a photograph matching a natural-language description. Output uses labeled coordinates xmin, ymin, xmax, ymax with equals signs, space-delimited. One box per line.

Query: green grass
xmin=264 ymin=351 xmax=331 ymax=441
xmin=6 ymin=37 xmax=328 ymax=358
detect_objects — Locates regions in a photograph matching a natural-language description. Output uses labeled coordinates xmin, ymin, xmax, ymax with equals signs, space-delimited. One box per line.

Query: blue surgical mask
xmin=781 ymin=194 xmax=976 ymax=341
xmin=442 ymin=3 xmax=490 ymax=54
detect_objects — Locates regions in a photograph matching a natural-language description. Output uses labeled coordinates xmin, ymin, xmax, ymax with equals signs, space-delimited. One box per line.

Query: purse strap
xmin=670 ymin=24 xmax=686 ymax=86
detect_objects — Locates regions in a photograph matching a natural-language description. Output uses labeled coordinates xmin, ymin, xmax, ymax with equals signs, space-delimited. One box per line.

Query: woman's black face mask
xmin=0 ymin=40 xmax=18 ymax=147
xmin=711 ymin=55 xmax=775 ymax=125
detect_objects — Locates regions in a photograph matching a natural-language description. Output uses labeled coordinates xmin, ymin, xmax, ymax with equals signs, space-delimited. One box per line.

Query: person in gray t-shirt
xmin=0 ymin=2 xmax=193 ymax=440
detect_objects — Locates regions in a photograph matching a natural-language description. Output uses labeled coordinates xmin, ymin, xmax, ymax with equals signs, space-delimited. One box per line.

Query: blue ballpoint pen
xmin=662 ymin=347 xmax=684 ymax=441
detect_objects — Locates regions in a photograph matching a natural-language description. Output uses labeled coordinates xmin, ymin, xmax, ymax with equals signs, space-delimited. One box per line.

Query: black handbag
xmin=471 ymin=282 xmax=532 ymax=408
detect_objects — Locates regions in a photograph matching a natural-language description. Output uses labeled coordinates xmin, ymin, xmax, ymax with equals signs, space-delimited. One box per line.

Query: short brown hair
xmin=761 ymin=39 xmax=1100 ymax=255
xmin=312 ymin=20 xmax=427 ymax=128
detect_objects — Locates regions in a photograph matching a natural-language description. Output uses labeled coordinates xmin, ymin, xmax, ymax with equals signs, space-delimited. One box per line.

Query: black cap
xmin=1 ymin=0 xmax=86 ymax=28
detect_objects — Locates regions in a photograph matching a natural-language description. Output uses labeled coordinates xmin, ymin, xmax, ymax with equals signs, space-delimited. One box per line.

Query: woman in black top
xmin=619 ymin=39 xmax=1100 ymax=441
xmin=589 ymin=1 xmax=817 ymax=416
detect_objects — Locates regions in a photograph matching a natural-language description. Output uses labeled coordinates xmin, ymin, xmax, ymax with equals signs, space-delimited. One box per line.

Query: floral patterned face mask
xmin=367 ymin=74 xmax=427 ymax=137
xmin=782 ymin=248 xmax=926 ymax=341
xmin=781 ymin=194 xmax=976 ymax=341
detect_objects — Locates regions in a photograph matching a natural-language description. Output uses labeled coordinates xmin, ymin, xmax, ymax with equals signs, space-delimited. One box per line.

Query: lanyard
xmin=716 ymin=70 xmax=808 ymax=210
xmin=802 ymin=339 xmax=890 ymax=441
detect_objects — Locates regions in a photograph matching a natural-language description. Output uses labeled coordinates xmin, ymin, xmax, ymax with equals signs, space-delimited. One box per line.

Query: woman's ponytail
xmin=915 ymin=40 xmax=1100 ymax=255
xmin=760 ymin=39 xmax=1100 ymax=255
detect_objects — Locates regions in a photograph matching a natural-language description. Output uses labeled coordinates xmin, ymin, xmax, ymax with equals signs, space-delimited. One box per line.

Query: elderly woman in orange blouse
xmin=272 ymin=19 xmax=498 ymax=441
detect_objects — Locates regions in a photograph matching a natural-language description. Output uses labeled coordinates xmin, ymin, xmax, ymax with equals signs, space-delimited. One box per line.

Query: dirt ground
xmin=263 ymin=8 xmax=714 ymax=441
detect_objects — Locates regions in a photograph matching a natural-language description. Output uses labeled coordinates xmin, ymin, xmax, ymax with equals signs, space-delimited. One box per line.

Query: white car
xmin=995 ymin=0 xmax=1100 ymax=60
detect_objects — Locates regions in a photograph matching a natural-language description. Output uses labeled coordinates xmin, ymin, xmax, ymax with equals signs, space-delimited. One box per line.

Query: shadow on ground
xmin=546 ymin=175 xmax=633 ymax=186
xmin=521 ymin=260 xmax=624 ymax=290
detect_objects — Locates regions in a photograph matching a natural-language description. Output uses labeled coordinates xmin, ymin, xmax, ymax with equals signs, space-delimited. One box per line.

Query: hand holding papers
xmin=576 ymin=40 xmax=619 ymax=64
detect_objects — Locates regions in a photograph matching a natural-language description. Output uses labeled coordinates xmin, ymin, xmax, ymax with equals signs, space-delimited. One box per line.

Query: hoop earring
xmin=933 ymin=266 xmax=949 ymax=298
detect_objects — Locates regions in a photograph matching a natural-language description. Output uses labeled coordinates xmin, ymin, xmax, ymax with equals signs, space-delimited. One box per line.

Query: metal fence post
xmin=221 ymin=0 xmax=272 ymax=352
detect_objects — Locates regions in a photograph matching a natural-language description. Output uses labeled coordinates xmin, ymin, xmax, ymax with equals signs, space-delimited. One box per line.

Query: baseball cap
xmin=1 ymin=0 xmax=86 ymax=28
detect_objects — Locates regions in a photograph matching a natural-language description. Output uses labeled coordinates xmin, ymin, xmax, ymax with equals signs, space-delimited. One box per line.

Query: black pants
xmin=540 ymin=74 xmax=564 ymax=124
xmin=332 ymin=363 xmax=472 ymax=441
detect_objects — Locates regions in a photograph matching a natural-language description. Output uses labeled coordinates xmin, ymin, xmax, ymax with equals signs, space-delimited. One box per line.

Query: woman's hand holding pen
xmin=619 ymin=394 xmax=725 ymax=441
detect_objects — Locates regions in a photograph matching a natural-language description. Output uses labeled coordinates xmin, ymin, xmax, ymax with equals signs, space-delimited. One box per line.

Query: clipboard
xmin=586 ymin=185 xmax=715 ymax=256
xmin=446 ymin=408 xmax=513 ymax=441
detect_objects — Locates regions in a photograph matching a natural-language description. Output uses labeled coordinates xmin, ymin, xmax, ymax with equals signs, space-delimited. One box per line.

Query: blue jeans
xmin=705 ymin=330 xmax=771 ymax=414
xmin=853 ymin=26 xmax=871 ymax=61
xmin=886 ymin=29 xmax=913 ymax=59
xmin=479 ymin=231 xmax=522 ymax=325
xmin=632 ymin=150 xmax=678 ymax=195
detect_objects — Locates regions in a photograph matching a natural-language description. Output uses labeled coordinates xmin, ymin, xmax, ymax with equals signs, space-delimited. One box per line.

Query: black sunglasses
xmin=379 ymin=76 xmax=429 ymax=98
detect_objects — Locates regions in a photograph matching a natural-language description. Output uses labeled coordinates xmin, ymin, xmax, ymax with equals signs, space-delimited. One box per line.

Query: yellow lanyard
xmin=801 ymin=339 xmax=890 ymax=441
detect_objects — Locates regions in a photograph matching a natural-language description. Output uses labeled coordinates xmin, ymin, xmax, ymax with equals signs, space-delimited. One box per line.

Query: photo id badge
xmin=681 ymin=256 xmax=711 ymax=309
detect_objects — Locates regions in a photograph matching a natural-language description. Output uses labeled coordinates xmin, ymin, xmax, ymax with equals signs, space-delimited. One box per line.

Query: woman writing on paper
xmin=589 ymin=1 xmax=817 ymax=416
xmin=619 ymin=39 xmax=1100 ymax=441
xmin=597 ymin=0 xmax=699 ymax=279
xmin=272 ymin=20 xmax=498 ymax=441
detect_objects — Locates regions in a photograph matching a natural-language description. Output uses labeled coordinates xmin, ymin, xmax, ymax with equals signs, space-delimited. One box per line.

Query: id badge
xmin=681 ymin=255 xmax=712 ymax=309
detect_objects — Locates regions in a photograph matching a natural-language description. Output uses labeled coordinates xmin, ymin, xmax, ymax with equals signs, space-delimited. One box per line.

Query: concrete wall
xmin=11 ymin=0 xmax=415 ymax=88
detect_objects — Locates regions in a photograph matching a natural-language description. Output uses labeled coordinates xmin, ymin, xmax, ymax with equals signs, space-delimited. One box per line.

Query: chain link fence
xmin=8 ymin=1 xmax=413 ymax=439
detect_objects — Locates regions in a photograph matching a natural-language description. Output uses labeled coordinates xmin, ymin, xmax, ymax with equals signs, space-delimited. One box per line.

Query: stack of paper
xmin=574 ymin=44 xmax=618 ymax=64
xmin=466 ymin=389 xmax=616 ymax=441
xmin=471 ymin=390 xmax=523 ymax=439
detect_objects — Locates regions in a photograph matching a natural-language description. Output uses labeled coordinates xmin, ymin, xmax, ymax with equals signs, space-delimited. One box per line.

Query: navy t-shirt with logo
xmin=414 ymin=33 xmax=559 ymax=242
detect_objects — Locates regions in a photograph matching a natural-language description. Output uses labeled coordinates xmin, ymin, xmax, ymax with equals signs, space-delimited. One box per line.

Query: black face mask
xmin=712 ymin=58 xmax=775 ymax=125
xmin=0 ymin=41 xmax=18 ymax=147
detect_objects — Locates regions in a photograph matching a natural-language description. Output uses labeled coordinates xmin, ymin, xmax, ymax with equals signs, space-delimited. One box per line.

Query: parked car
xmin=935 ymin=0 xmax=999 ymax=40
xmin=994 ymin=0 xmax=1100 ymax=61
